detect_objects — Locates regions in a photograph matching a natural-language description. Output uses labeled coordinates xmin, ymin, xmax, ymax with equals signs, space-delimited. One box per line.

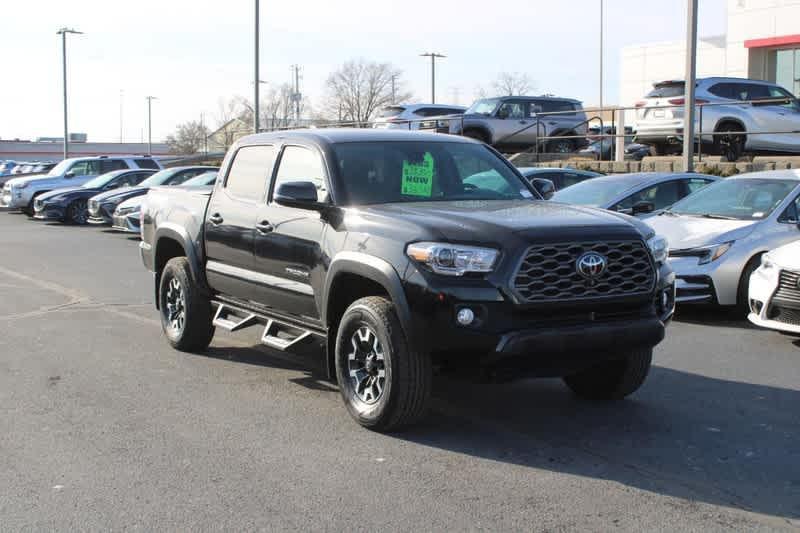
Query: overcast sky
xmin=1 ymin=0 xmax=726 ymax=143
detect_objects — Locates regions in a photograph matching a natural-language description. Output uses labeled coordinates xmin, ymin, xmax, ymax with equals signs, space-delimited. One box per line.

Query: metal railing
xmin=249 ymin=96 xmax=800 ymax=164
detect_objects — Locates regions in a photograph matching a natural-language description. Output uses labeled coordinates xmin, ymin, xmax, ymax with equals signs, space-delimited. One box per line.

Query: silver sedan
xmin=646 ymin=170 xmax=800 ymax=311
xmin=552 ymin=172 xmax=718 ymax=217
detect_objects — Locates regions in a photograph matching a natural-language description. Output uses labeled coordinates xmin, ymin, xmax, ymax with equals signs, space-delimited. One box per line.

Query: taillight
xmin=635 ymin=101 xmax=646 ymax=108
xmin=667 ymin=98 xmax=708 ymax=105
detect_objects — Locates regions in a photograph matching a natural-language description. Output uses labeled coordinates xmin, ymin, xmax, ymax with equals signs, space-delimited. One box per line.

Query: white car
xmin=372 ymin=103 xmax=466 ymax=130
xmin=748 ymin=240 xmax=800 ymax=335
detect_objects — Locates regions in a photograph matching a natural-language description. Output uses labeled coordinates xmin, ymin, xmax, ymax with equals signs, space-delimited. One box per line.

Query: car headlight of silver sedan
xmin=647 ymin=235 xmax=669 ymax=264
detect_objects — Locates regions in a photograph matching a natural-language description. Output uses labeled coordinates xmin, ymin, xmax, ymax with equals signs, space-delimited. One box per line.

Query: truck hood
xmin=767 ymin=240 xmax=800 ymax=269
xmin=4 ymin=174 xmax=66 ymax=188
xmin=359 ymin=200 xmax=649 ymax=242
xmin=646 ymin=213 xmax=759 ymax=250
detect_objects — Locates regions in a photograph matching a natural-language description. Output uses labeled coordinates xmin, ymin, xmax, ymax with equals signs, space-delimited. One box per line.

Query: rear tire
xmin=159 ymin=257 xmax=215 ymax=352
xmin=563 ymin=347 xmax=652 ymax=400
xmin=716 ymin=123 xmax=745 ymax=162
xmin=335 ymin=296 xmax=431 ymax=431
xmin=548 ymin=138 xmax=574 ymax=154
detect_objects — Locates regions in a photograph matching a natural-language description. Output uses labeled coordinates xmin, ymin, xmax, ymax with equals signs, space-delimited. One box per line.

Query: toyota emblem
xmin=576 ymin=252 xmax=607 ymax=279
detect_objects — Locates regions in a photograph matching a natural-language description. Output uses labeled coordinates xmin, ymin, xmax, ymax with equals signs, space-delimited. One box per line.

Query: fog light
xmin=456 ymin=308 xmax=475 ymax=326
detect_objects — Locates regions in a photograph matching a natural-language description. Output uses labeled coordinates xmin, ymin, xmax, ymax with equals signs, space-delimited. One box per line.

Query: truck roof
xmin=238 ymin=128 xmax=479 ymax=146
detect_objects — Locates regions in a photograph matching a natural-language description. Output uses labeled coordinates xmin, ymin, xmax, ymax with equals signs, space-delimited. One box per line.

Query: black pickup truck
xmin=140 ymin=129 xmax=675 ymax=431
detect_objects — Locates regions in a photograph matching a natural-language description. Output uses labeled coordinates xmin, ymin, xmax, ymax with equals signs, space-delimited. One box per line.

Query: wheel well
xmin=714 ymin=119 xmax=746 ymax=136
xmin=325 ymin=273 xmax=391 ymax=379
xmin=155 ymin=237 xmax=186 ymax=276
xmin=463 ymin=127 xmax=490 ymax=142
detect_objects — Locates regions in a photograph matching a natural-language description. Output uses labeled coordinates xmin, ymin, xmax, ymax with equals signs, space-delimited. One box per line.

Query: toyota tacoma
xmin=140 ymin=129 xmax=675 ymax=431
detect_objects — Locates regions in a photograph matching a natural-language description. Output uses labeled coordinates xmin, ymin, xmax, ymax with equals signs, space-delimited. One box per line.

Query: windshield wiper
xmin=699 ymin=213 xmax=738 ymax=220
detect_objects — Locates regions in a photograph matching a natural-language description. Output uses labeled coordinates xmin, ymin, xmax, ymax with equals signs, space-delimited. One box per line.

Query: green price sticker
xmin=401 ymin=152 xmax=434 ymax=197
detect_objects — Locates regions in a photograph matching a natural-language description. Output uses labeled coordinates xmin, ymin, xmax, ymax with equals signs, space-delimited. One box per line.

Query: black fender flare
xmin=462 ymin=125 xmax=494 ymax=144
xmin=153 ymin=223 xmax=209 ymax=306
xmin=322 ymin=251 xmax=412 ymax=337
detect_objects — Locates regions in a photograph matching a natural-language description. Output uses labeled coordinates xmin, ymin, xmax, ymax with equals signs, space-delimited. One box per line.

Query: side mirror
xmin=632 ymin=200 xmax=656 ymax=215
xmin=274 ymin=181 xmax=324 ymax=210
xmin=530 ymin=177 xmax=555 ymax=200
xmin=64 ymin=172 xmax=75 ymax=178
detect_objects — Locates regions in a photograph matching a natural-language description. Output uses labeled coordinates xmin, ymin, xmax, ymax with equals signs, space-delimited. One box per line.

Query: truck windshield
xmin=332 ymin=141 xmax=532 ymax=205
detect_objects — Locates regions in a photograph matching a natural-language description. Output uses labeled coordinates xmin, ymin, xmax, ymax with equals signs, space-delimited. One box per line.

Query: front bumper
xmin=748 ymin=266 xmax=800 ymax=334
xmin=32 ymin=203 xmax=65 ymax=221
xmin=0 ymin=188 xmax=29 ymax=209
xmin=404 ymin=261 xmax=674 ymax=374
xmin=667 ymin=255 xmax=742 ymax=306
xmin=111 ymin=212 xmax=140 ymax=233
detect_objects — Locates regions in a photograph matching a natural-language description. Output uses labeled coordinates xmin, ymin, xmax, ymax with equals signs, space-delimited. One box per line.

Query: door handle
xmin=256 ymin=220 xmax=274 ymax=234
xmin=209 ymin=213 xmax=223 ymax=225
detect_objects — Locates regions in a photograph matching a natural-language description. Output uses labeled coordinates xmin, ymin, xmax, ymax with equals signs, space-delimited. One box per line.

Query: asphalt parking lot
xmin=1 ymin=212 xmax=799 ymax=531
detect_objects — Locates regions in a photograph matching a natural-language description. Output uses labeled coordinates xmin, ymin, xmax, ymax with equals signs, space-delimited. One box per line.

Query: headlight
xmin=406 ymin=242 xmax=498 ymax=276
xmin=696 ymin=241 xmax=734 ymax=265
xmin=647 ymin=235 xmax=669 ymax=264
xmin=14 ymin=182 xmax=29 ymax=189
xmin=115 ymin=206 xmax=138 ymax=216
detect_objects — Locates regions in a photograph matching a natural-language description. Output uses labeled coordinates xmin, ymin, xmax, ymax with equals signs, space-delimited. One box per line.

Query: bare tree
xmin=165 ymin=120 xmax=209 ymax=154
xmin=493 ymin=72 xmax=536 ymax=96
xmin=325 ymin=59 xmax=412 ymax=125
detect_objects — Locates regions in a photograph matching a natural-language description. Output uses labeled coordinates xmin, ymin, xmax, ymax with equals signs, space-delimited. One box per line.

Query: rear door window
xmin=225 ymin=146 xmax=277 ymax=201
xmin=101 ymin=159 xmax=129 ymax=173
xmin=535 ymin=100 xmax=577 ymax=116
xmin=134 ymin=158 xmax=160 ymax=169
xmin=613 ymin=180 xmax=683 ymax=211
xmin=378 ymin=106 xmax=405 ymax=118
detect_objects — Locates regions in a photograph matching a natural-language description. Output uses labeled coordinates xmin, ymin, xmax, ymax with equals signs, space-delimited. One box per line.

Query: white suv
xmin=634 ymin=77 xmax=800 ymax=160
xmin=372 ymin=103 xmax=466 ymax=130
xmin=1 ymin=155 xmax=163 ymax=214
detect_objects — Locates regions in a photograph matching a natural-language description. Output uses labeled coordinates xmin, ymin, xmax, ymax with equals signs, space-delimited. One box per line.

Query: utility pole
xmin=119 ymin=89 xmax=124 ymax=143
xmin=599 ymin=0 xmax=604 ymax=113
xmin=56 ymin=27 xmax=82 ymax=160
xmin=682 ymin=0 xmax=699 ymax=172
xmin=391 ymin=74 xmax=397 ymax=104
xmin=254 ymin=0 xmax=260 ymax=133
xmin=291 ymin=64 xmax=302 ymax=125
xmin=420 ymin=52 xmax=446 ymax=104
xmin=146 ymin=96 xmax=157 ymax=156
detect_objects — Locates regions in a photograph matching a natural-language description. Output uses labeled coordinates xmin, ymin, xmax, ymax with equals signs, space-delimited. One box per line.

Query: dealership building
xmin=620 ymin=0 xmax=800 ymax=110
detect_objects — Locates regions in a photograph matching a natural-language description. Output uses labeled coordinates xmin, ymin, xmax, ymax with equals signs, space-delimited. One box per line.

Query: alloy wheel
xmin=347 ymin=326 xmax=386 ymax=404
xmin=164 ymin=277 xmax=186 ymax=333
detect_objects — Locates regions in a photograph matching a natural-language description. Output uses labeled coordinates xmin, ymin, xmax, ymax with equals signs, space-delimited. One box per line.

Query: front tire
xmin=737 ymin=255 xmax=762 ymax=317
xmin=563 ymin=347 xmax=652 ymax=400
xmin=159 ymin=257 xmax=215 ymax=352
xmin=334 ymin=296 xmax=431 ymax=431
xmin=548 ymin=138 xmax=574 ymax=154
xmin=66 ymin=199 xmax=89 ymax=224
xmin=463 ymin=129 xmax=490 ymax=144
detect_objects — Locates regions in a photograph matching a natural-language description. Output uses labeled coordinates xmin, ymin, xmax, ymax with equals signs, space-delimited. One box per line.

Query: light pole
xmin=56 ymin=27 xmax=82 ymax=160
xmin=682 ymin=0 xmax=699 ymax=172
xmin=146 ymin=96 xmax=157 ymax=156
xmin=420 ymin=52 xmax=446 ymax=104
xmin=391 ymin=74 xmax=397 ymax=104
xmin=254 ymin=0 xmax=260 ymax=133
xmin=599 ymin=0 xmax=604 ymax=112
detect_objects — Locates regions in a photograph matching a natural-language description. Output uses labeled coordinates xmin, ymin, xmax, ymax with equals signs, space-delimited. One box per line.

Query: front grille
xmin=774 ymin=270 xmax=800 ymax=308
xmin=768 ymin=306 xmax=800 ymax=326
xmin=513 ymin=241 xmax=655 ymax=303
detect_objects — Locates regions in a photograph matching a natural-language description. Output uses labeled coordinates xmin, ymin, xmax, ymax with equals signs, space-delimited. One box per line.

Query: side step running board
xmin=262 ymin=319 xmax=312 ymax=350
xmin=213 ymin=304 xmax=258 ymax=332
xmin=212 ymin=302 xmax=319 ymax=352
